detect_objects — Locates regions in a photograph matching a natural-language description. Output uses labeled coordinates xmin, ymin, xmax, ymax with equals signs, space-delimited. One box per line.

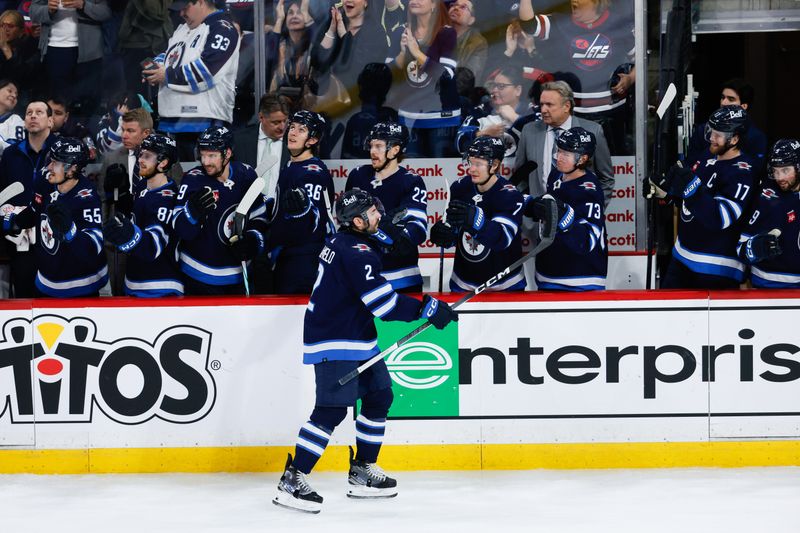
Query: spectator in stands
xmin=341 ymin=62 xmax=398 ymax=159
xmin=447 ymin=0 xmax=486 ymax=81
xmin=0 ymin=10 xmax=41 ymax=99
xmin=0 ymin=79 xmax=23 ymax=154
xmin=312 ymin=0 xmax=389 ymax=104
xmin=30 ymin=0 xmax=111 ymax=122
xmin=455 ymin=66 xmax=526 ymax=157
xmin=267 ymin=0 xmax=319 ymax=113
xmin=47 ymin=96 xmax=97 ymax=161
xmin=117 ymin=0 xmax=174 ymax=97
xmin=94 ymin=92 xmax=146 ymax=154
xmin=519 ymin=0 xmax=635 ymax=155
xmin=143 ymin=0 xmax=240 ymax=161
xmin=0 ymin=100 xmax=57 ymax=297
xmin=502 ymin=19 xmax=536 ymax=72
xmin=388 ymin=0 xmax=460 ymax=158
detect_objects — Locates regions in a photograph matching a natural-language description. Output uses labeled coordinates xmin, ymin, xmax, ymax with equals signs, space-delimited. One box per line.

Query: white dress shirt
xmin=257 ymin=128 xmax=282 ymax=198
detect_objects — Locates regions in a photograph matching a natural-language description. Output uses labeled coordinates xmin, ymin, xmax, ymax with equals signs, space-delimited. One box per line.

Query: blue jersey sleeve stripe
xmin=183 ymin=64 xmax=200 ymax=93
xmin=492 ymin=216 xmax=519 ymax=233
xmin=361 ymin=282 xmax=392 ymax=305
xmin=372 ymin=293 xmax=398 ymax=318
xmin=405 ymin=208 xmax=427 ymax=221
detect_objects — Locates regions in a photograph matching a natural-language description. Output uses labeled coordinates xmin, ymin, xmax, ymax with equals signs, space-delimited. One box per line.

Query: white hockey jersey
xmin=0 ymin=113 xmax=24 ymax=154
xmin=156 ymin=10 xmax=240 ymax=130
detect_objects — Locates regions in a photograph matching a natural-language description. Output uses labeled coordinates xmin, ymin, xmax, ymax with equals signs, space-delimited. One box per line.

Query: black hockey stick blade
xmin=338 ymin=197 xmax=558 ymax=386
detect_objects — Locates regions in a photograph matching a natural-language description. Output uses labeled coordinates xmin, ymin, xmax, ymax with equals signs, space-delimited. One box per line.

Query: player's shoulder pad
xmin=73 ymin=188 xmax=96 ymax=201
xmin=732 ymin=160 xmax=753 ymax=172
xmin=184 ymin=166 xmax=206 ymax=179
xmin=207 ymin=14 xmax=238 ymax=36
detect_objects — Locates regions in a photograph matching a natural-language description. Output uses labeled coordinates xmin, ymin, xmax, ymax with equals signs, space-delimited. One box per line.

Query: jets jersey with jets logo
xmin=672 ymin=153 xmax=756 ymax=281
xmin=449 ymin=176 xmax=526 ymax=292
xmin=155 ymin=10 xmax=240 ymax=131
xmin=303 ymin=231 xmax=423 ymax=364
xmin=526 ymin=10 xmax=634 ymax=114
xmin=28 ymin=176 xmax=108 ymax=297
xmin=535 ymin=170 xmax=607 ymax=291
xmin=268 ymin=157 xmax=335 ymax=257
xmin=737 ymin=187 xmax=800 ymax=288
xmin=345 ymin=165 xmax=428 ymax=290
xmin=0 ymin=113 xmax=24 ymax=153
xmin=125 ymin=181 xmax=183 ymax=297
xmin=172 ymin=162 xmax=268 ymax=286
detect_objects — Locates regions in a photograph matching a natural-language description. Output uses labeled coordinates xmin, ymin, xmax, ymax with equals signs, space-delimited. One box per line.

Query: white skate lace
xmin=296 ymin=471 xmax=315 ymax=494
xmin=366 ymin=463 xmax=387 ymax=482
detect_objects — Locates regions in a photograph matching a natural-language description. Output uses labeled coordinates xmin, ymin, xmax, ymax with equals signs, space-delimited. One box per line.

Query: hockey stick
xmin=0 ymin=181 xmax=24 ymax=207
xmin=232 ymin=176 xmax=268 ymax=296
xmin=645 ymin=82 xmax=677 ymax=289
xmin=437 ymin=174 xmax=449 ymax=293
xmin=338 ymin=195 xmax=559 ymax=386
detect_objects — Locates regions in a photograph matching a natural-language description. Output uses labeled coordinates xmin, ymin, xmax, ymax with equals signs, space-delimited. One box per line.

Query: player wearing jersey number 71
xmin=272 ymin=188 xmax=457 ymax=514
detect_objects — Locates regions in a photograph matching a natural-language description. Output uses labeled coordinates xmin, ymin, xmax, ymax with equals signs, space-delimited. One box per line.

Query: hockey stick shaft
xmin=438 ymin=174 xmax=450 ymax=293
xmin=232 ymin=176 xmax=268 ymax=297
xmin=646 ymin=82 xmax=677 ymax=289
xmin=338 ymin=199 xmax=559 ymax=386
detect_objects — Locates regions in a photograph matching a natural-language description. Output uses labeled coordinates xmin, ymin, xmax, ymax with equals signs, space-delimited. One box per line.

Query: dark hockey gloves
xmin=104 ymin=163 xmax=134 ymax=214
xmin=647 ymin=161 xmax=696 ymax=200
xmin=525 ymin=194 xmax=574 ymax=231
xmin=1 ymin=207 xmax=36 ymax=237
xmin=377 ymin=215 xmax=417 ymax=258
xmin=103 ymin=214 xmax=142 ymax=252
xmin=446 ymin=200 xmax=485 ymax=233
xmin=740 ymin=229 xmax=782 ymax=264
xmin=186 ymin=186 xmax=217 ymax=224
xmin=229 ymin=230 xmax=265 ymax=261
xmin=430 ymin=220 xmax=457 ymax=248
xmin=419 ymin=295 xmax=458 ymax=330
xmin=46 ymin=202 xmax=77 ymax=242
xmin=281 ymin=187 xmax=310 ymax=217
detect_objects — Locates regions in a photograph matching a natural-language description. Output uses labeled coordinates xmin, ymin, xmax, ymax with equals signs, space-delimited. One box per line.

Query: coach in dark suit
xmin=233 ymin=93 xmax=290 ymax=198
xmin=515 ymin=80 xmax=614 ymax=207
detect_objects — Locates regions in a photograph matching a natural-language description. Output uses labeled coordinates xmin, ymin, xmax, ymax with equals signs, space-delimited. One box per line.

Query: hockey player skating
xmin=429 ymin=136 xmax=527 ymax=291
xmin=272 ymin=188 xmax=458 ymax=514
xmin=525 ymin=127 xmax=607 ymax=290
xmin=103 ymin=134 xmax=183 ymax=297
xmin=648 ymin=105 xmax=756 ymax=289
xmin=1 ymin=138 xmax=107 ymax=297
xmin=171 ymin=126 xmax=268 ymax=295
xmin=268 ymin=110 xmax=335 ymax=294
xmin=736 ymin=139 xmax=800 ymax=288
xmin=345 ymin=122 xmax=428 ymax=292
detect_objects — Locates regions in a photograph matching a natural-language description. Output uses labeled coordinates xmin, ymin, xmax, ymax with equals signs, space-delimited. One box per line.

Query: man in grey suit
xmin=515 ymin=80 xmax=614 ymax=207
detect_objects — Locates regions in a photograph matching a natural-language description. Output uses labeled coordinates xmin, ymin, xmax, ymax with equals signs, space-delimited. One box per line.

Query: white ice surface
xmin=1 ymin=468 xmax=798 ymax=533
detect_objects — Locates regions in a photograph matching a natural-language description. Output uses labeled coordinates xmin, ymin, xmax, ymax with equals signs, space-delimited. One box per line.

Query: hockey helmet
xmin=289 ymin=110 xmax=326 ymax=141
xmin=363 ymin=121 xmax=410 ymax=153
xmin=769 ymin=139 xmax=800 ymax=169
xmin=465 ymin=136 xmax=505 ymax=163
xmin=336 ymin=188 xmax=376 ymax=228
xmin=197 ymin=125 xmax=234 ymax=153
xmin=47 ymin=137 xmax=89 ymax=170
xmin=706 ymin=105 xmax=748 ymax=138
xmin=140 ymin=133 xmax=178 ymax=170
xmin=556 ymin=127 xmax=596 ymax=158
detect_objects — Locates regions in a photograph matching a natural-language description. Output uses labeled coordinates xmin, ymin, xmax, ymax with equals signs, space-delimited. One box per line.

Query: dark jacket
xmin=0 ymin=133 xmax=58 ymax=205
xmin=118 ymin=0 xmax=173 ymax=54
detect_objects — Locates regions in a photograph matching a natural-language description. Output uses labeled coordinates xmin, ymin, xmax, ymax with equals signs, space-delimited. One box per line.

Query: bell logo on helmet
xmin=343 ymin=195 xmax=357 ymax=206
xmin=728 ymin=109 xmax=744 ymax=119
xmin=65 ymin=145 xmax=82 ymax=153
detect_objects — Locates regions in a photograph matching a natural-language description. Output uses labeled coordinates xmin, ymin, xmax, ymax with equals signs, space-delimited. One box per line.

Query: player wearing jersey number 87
xmin=273 ymin=189 xmax=456 ymax=514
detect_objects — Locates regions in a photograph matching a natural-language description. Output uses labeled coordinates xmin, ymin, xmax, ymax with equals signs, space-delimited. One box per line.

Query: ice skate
xmin=272 ymin=454 xmax=323 ymax=513
xmin=346 ymin=446 xmax=398 ymax=499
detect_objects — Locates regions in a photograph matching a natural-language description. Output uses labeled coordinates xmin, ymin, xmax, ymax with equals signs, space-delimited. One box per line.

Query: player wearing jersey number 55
xmin=1 ymin=138 xmax=107 ymax=297
xmin=272 ymin=189 xmax=457 ymax=514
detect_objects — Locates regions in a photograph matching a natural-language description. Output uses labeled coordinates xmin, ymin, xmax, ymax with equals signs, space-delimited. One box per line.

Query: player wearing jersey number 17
xmin=272 ymin=188 xmax=457 ymax=514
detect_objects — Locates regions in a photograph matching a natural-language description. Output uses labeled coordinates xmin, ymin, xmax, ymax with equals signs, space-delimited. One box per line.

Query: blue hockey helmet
xmin=556 ymin=127 xmax=596 ymax=158
xmin=336 ymin=188 xmax=376 ymax=228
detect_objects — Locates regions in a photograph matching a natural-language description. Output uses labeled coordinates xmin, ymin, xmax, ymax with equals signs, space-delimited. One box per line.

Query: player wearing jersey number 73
xmin=272 ymin=188 xmax=457 ymax=514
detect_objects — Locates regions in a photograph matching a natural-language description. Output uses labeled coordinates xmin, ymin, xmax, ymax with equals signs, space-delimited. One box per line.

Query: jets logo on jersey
xmin=735 ymin=161 xmax=752 ymax=171
xmin=352 ymin=243 xmax=371 ymax=252
xmin=39 ymin=217 xmax=58 ymax=255
xmin=761 ymin=188 xmax=778 ymax=199
xmin=405 ymin=59 xmax=432 ymax=88
xmin=76 ymin=189 xmax=93 ymax=199
xmin=580 ymin=181 xmax=597 ymax=191
xmin=788 ymin=210 xmax=796 ymax=224
xmin=571 ymin=33 xmax=611 ymax=70
xmin=304 ymin=164 xmax=323 ymax=173
xmin=166 ymin=42 xmax=186 ymax=68
xmin=460 ymin=231 xmax=488 ymax=262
